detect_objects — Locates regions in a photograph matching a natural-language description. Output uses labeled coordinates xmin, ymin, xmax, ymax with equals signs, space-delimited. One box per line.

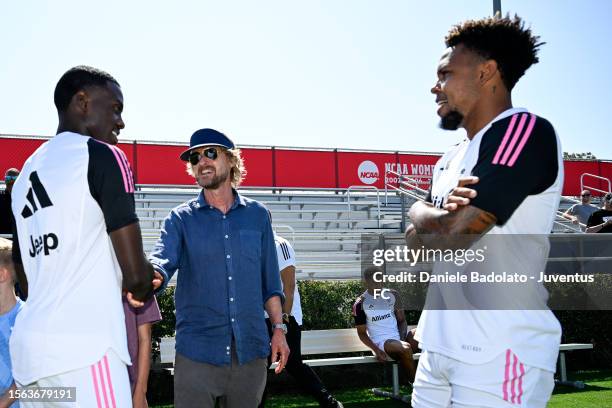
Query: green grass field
xmin=152 ymin=370 xmax=612 ymax=407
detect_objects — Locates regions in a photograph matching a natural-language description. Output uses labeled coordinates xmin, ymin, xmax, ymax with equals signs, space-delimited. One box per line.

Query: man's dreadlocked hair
xmin=445 ymin=14 xmax=544 ymax=91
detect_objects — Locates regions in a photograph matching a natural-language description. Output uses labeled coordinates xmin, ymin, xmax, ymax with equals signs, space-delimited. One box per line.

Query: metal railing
xmin=383 ymin=170 xmax=429 ymax=206
xmin=272 ymin=224 xmax=295 ymax=244
xmin=346 ymin=185 xmax=381 ymax=228
xmin=580 ymin=173 xmax=611 ymax=196
xmin=383 ymin=170 xmax=431 ymax=230
xmin=554 ymin=210 xmax=583 ymax=233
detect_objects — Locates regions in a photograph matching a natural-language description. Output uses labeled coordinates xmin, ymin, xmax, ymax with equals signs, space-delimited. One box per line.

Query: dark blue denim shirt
xmin=150 ymin=190 xmax=282 ymax=366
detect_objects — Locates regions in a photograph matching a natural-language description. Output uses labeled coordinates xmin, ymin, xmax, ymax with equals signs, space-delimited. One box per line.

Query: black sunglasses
xmin=581 ymin=194 xmax=591 ymax=197
xmin=4 ymin=175 xmax=17 ymax=182
xmin=189 ymin=147 xmax=220 ymax=165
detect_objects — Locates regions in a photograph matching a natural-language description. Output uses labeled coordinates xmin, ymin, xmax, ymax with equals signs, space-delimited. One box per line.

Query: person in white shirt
xmin=10 ymin=66 xmax=160 ymax=407
xmin=353 ymin=267 xmax=416 ymax=383
xmin=406 ymin=16 xmax=562 ymax=407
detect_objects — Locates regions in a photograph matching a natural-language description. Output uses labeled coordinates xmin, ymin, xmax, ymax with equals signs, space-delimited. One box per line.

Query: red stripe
xmin=518 ymin=363 xmax=525 ymax=404
xmin=503 ymin=349 xmax=511 ymax=402
xmin=500 ymin=113 xmax=528 ymax=165
xmin=103 ymin=355 xmax=117 ymax=408
xmin=507 ymin=114 xmax=537 ymax=167
xmin=511 ymin=353 xmax=518 ymax=404
xmin=492 ymin=114 xmax=518 ymax=165
xmin=91 ymin=364 xmax=103 ymax=408
xmin=108 ymin=145 xmax=131 ymax=193
xmin=98 ymin=361 xmax=110 ymax=408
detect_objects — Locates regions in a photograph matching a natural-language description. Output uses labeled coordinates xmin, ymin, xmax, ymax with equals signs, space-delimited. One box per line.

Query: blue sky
xmin=1 ymin=0 xmax=609 ymax=158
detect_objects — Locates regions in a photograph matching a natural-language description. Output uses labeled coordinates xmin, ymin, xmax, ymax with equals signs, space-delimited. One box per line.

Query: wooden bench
xmin=161 ymin=328 xmax=417 ymax=400
xmin=160 ymin=329 xmax=594 ymax=398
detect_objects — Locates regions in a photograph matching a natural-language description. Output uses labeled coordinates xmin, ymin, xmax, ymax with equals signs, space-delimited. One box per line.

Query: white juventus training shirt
xmin=416 ymin=108 xmax=563 ymax=373
xmin=10 ymin=132 xmax=136 ymax=384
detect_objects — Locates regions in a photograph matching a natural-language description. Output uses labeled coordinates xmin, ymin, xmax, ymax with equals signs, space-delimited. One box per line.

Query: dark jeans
xmin=259 ymin=316 xmax=333 ymax=407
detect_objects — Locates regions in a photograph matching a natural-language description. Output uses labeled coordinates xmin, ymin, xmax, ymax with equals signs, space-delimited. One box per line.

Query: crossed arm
xmin=405 ymin=177 xmax=497 ymax=249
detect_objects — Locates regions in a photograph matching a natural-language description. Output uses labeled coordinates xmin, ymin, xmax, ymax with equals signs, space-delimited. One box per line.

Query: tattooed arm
xmin=405 ymin=177 xmax=496 ymax=250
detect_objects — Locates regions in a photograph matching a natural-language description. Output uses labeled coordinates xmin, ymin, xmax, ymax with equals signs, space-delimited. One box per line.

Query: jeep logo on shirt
xmin=28 ymin=233 xmax=59 ymax=257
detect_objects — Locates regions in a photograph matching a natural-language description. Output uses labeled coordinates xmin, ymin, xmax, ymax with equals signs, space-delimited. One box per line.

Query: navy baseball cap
xmin=179 ymin=128 xmax=235 ymax=161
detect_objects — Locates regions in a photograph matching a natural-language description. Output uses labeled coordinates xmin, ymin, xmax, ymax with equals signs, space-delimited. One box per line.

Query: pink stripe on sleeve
xmin=114 ymin=147 xmax=135 ymax=192
xmin=503 ymin=349 xmax=511 ymax=402
xmin=103 ymin=355 xmax=118 ymax=408
xmin=510 ymin=353 xmax=518 ymax=404
xmin=507 ymin=114 xmax=537 ymax=167
xmin=98 ymin=361 xmax=110 ymax=408
xmin=91 ymin=364 xmax=103 ymax=408
xmin=518 ymin=363 xmax=525 ymax=404
xmin=492 ymin=114 xmax=518 ymax=165
xmin=500 ymin=113 xmax=528 ymax=165
xmin=108 ymin=145 xmax=131 ymax=193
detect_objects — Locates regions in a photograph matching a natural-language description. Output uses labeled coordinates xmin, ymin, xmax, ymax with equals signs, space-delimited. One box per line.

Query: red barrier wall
xmin=598 ymin=162 xmax=612 ymax=195
xmin=241 ymin=148 xmax=274 ymax=187
xmin=274 ymin=149 xmax=336 ymax=188
xmin=1 ymin=135 xmax=608 ymax=197
xmin=337 ymin=151 xmax=397 ymax=189
xmin=563 ymin=161 xmax=604 ymax=197
xmin=0 ymin=137 xmax=45 ymax=171
xmin=135 ymin=144 xmax=192 ymax=185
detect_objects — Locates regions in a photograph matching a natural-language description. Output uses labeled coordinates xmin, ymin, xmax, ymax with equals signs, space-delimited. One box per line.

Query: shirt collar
xmin=469 ymin=107 xmax=528 ymax=144
xmin=196 ymin=188 xmax=247 ymax=210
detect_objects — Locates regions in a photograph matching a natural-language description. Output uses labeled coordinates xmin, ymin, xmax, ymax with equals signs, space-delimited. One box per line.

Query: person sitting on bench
xmin=352 ymin=266 xmax=416 ymax=383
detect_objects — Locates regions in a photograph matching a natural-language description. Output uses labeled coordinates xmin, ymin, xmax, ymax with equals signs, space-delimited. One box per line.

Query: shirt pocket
xmin=239 ymin=230 xmax=262 ymax=262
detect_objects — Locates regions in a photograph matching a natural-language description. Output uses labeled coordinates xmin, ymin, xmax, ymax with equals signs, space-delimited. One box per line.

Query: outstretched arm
xmin=111 ymin=223 xmax=154 ymax=302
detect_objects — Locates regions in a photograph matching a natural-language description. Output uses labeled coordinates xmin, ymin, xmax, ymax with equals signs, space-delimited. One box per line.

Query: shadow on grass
xmin=554 ymin=383 xmax=612 ymax=395
xmin=552 ymin=370 xmax=612 ymax=395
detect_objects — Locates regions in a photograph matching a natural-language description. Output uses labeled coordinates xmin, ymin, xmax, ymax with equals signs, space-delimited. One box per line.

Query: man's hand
xmin=271 ymin=329 xmax=290 ymax=374
xmin=374 ymin=348 xmax=388 ymax=362
xmin=126 ymin=292 xmax=145 ymax=308
xmin=571 ymin=216 xmax=579 ymax=225
xmin=126 ymin=270 xmax=164 ymax=308
xmin=152 ymin=270 xmax=164 ymax=290
xmin=443 ymin=176 xmax=479 ymax=211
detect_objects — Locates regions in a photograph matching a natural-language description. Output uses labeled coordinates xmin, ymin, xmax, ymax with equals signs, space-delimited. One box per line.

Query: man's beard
xmin=439 ymin=110 xmax=464 ymax=130
xmin=199 ymin=169 xmax=230 ymax=190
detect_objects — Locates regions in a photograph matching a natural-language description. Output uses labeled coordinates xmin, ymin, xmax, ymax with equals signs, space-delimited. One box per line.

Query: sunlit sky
xmin=1 ymin=0 xmax=610 ymax=158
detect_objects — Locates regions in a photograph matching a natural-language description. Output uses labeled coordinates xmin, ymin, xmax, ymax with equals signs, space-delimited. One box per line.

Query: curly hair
xmin=186 ymin=148 xmax=247 ymax=187
xmin=445 ymin=14 xmax=544 ymax=91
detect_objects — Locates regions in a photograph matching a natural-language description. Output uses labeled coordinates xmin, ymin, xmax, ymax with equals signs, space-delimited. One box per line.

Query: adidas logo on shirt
xmin=20 ymin=171 xmax=53 ymax=218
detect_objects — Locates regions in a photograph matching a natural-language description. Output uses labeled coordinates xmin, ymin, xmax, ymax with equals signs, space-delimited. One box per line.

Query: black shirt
xmin=0 ymin=189 xmax=14 ymax=235
xmin=587 ymin=209 xmax=612 ymax=233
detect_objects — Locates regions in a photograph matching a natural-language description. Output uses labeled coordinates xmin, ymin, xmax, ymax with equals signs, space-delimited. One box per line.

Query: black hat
xmin=179 ymin=128 xmax=235 ymax=161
